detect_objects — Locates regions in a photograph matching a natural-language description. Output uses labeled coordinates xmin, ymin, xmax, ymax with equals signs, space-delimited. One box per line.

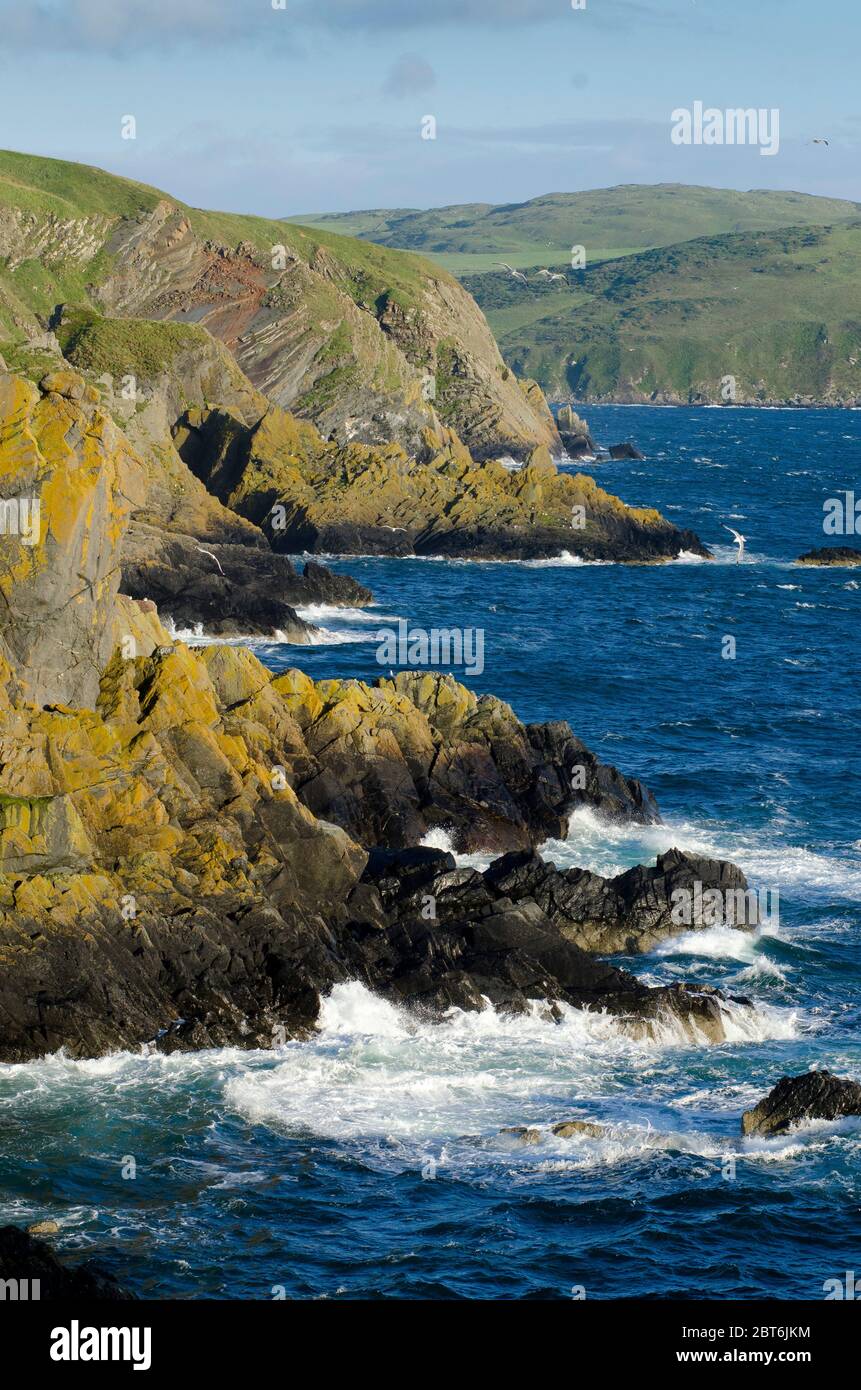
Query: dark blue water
xmin=1 ymin=406 xmax=859 ymax=1300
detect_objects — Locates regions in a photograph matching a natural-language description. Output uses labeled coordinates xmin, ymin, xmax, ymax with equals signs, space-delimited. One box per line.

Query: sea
xmin=1 ymin=405 xmax=859 ymax=1300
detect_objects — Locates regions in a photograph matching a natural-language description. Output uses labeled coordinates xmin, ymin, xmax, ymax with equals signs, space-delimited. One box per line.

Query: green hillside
xmin=469 ymin=221 xmax=861 ymax=404
xmin=0 ymin=148 xmax=444 ymax=337
xmin=287 ymin=185 xmax=861 ymax=277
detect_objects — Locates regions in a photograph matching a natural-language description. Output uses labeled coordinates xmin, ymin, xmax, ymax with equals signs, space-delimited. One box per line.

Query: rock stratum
xmin=0 ymin=353 xmax=748 ymax=1061
xmin=0 ymin=148 xmax=559 ymax=464
xmin=0 ymin=149 xmax=708 ymax=566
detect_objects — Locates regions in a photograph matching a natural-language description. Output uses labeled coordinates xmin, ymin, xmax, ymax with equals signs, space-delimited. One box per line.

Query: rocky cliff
xmin=0 ymin=360 xmax=744 ymax=1060
xmin=0 ymin=149 xmax=559 ymax=462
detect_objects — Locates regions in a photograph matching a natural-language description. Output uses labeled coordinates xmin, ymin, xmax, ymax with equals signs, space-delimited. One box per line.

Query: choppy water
xmin=2 ymin=406 xmax=860 ymax=1300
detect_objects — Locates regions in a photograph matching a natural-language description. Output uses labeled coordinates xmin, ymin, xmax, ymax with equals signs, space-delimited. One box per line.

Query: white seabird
xmin=723 ymin=525 xmax=747 ymax=563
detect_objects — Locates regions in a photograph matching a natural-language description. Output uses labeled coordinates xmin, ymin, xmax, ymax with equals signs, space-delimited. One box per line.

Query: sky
xmin=0 ymin=0 xmax=858 ymax=216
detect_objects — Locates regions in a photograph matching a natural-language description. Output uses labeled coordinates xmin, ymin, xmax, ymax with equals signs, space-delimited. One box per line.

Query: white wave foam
xmin=294 ymin=605 xmax=397 ymax=624
xmin=543 ymin=807 xmax=861 ymax=899
xmin=673 ymin=549 xmax=709 ymax=564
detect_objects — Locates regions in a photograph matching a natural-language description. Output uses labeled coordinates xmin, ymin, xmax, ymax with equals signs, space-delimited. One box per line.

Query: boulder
xmin=742 ymin=1071 xmax=861 ymax=1136
xmin=608 ymin=442 xmax=645 ymax=461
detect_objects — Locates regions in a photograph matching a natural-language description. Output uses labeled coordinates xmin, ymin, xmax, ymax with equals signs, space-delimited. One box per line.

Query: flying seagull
xmin=535 ymin=268 xmax=568 ymax=284
xmin=811 ymin=138 xmax=830 ymax=146
xmin=723 ymin=525 xmax=746 ymax=563
xmin=498 ymin=262 xmax=529 ymax=284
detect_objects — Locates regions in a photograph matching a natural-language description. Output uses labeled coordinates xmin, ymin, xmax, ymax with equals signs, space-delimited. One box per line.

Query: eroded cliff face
xmin=92 ymin=199 xmax=560 ymax=462
xmin=0 ymin=150 xmax=560 ymax=462
xmin=0 ymin=362 xmax=748 ymax=1060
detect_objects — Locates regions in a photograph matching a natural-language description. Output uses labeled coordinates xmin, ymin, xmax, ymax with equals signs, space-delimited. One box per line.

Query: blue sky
xmin=0 ymin=0 xmax=857 ymax=215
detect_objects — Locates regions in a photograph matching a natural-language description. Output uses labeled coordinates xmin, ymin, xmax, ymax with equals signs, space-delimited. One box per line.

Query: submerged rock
xmin=552 ymin=1119 xmax=606 ymax=1139
xmin=608 ymin=442 xmax=645 ymax=461
xmin=742 ymin=1071 xmax=861 ymax=1136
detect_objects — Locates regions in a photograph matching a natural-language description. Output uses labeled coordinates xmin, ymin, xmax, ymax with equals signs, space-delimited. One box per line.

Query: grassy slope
xmin=285 ymin=185 xmax=861 ymax=277
xmin=478 ymin=222 xmax=861 ymax=401
xmin=0 ymin=149 xmax=455 ymax=343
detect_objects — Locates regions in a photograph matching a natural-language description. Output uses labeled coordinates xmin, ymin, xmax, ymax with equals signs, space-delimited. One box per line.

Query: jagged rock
xmin=120 ymin=524 xmax=372 ymax=639
xmin=283 ymin=672 xmax=658 ymax=854
xmin=797 ymin=546 xmax=861 ymax=566
xmin=0 ymin=1226 xmax=132 ymax=1300
xmin=482 ymin=846 xmax=754 ymax=953
xmin=175 ymin=400 xmax=704 ymax=563
xmin=741 ymin=1071 xmax=861 ymax=1136
xmin=353 ymin=847 xmax=751 ymax=1040
xmin=556 ymin=404 xmax=597 ymax=458
xmin=608 ymin=442 xmax=645 ymax=460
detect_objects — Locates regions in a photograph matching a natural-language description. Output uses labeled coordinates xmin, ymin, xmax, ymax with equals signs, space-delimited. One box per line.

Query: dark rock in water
xmin=482 ymin=846 xmax=754 ymax=954
xmin=556 ymin=404 xmax=597 ymax=459
xmin=797 ymin=546 xmax=861 ymax=567
xmin=608 ymin=442 xmax=645 ymax=461
xmin=741 ymin=1070 xmax=861 ymax=1136
xmin=120 ymin=522 xmax=372 ymax=638
xmin=0 ymin=1226 xmax=133 ymax=1300
xmin=552 ymin=1119 xmax=606 ymax=1139
xmin=351 ymin=846 xmax=751 ymax=1040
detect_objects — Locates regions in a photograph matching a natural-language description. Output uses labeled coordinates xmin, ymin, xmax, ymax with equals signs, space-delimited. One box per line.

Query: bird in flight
xmin=535 ymin=268 xmax=568 ymax=284
xmin=811 ymin=138 xmax=830 ymax=146
xmin=723 ymin=525 xmax=747 ymax=563
xmin=498 ymin=262 xmax=529 ymax=284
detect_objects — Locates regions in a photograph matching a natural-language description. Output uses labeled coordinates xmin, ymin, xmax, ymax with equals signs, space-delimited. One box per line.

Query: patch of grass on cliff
xmin=0 ymin=341 xmax=61 ymax=382
xmin=61 ymin=314 xmax=210 ymax=380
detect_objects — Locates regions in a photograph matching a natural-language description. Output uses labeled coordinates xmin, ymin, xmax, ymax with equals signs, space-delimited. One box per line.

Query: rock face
xmin=120 ymin=525 xmax=372 ymax=639
xmin=0 ymin=1226 xmax=132 ymax=1300
xmin=797 ymin=546 xmax=861 ymax=566
xmin=482 ymin=847 xmax=755 ymax=954
xmin=351 ymin=846 xmax=749 ymax=1040
xmin=0 ymin=149 xmax=560 ymax=463
xmin=556 ymin=405 xmax=596 ymax=458
xmin=741 ymin=1071 xmax=861 ymax=1136
xmin=176 ymin=403 xmax=707 ymax=563
xmin=0 ymin=370 xmax=140 ymax=707
xmin=277 ymin=670 xmax=658 ymax=854
xmin=0 ymin=355 xmax=730 ymax=1063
